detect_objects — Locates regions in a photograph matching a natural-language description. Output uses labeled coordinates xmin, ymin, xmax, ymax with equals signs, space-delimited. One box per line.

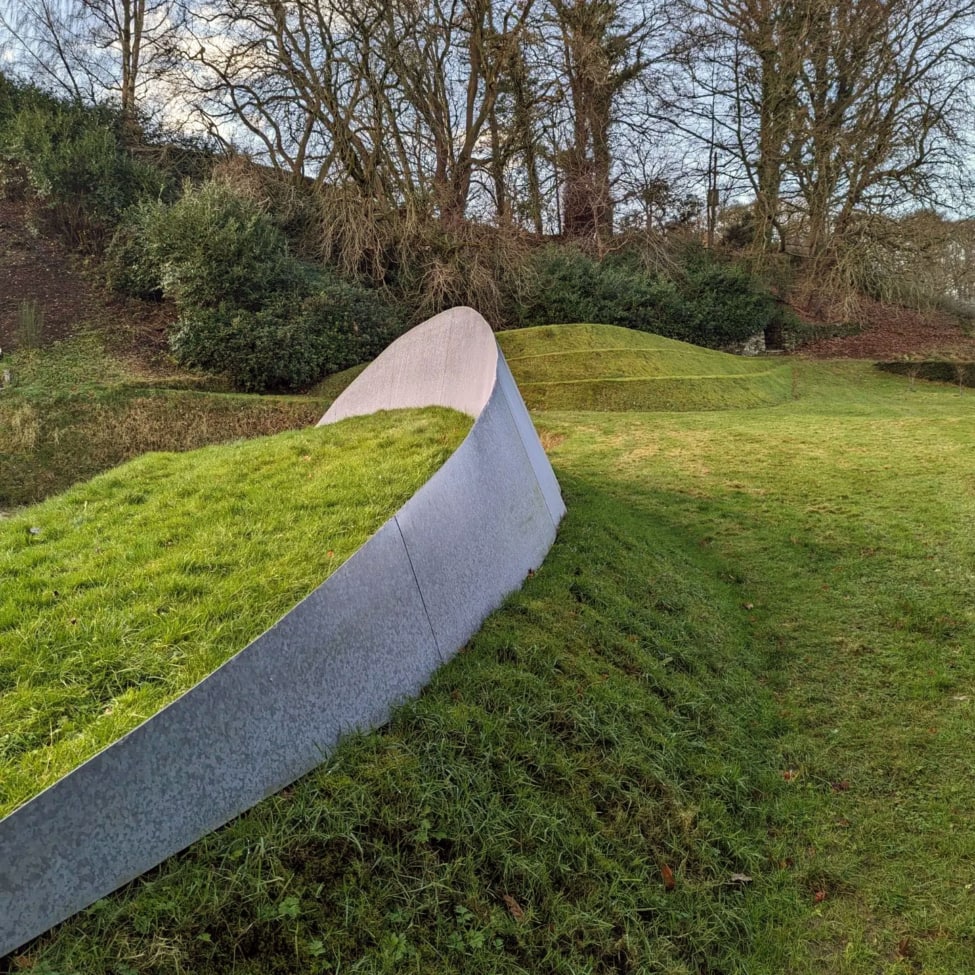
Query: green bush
xmin=103 ymin=199 xmax=165 ymax=298
xmin=513 ymin=246 xmax=790 ymax=351
xmin=111 ymin=182 xmax=403 ymax=392
xmin=514 ymin=247 xmax=688 ymax=336
xmin=170 ymin=275 xmax=401 ymax=392
xmin=170 ymin=295 xmax=321 ymax=392
xmin=109 ymin=181 xmax=307 ymax=308
xmin=677 ymin=255 xmax=784 ymax=348
xmin=3 ymin=103 xmax=163 ymax=245
xmin=300 ymin=274 xmax=404 ymax=373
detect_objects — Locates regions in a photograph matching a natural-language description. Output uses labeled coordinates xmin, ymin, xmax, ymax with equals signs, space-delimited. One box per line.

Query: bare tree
xmin=681 ymin=0 xmax=975 ymax=260
xmin=180 ymin=0 xmax=535 ymax=222
xmin=547 ymin=0 xmax=654 ymax=241
xmin=786 ymin=0 xmax=975 ymax=259
xmin=0 ymin=0 xmax=182 ymax=131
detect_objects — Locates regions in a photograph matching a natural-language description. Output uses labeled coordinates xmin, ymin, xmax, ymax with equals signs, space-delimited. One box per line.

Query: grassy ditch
xmin=0 ymin=408 xmax=471 ymax=819
xmin=540 ymin=361 xmax=975 ymax=973
xmin=876 ymin=358 xmax=975 ymax=390
xmin=498 ymin=324 xmax=793 ymax=411
xmin=0 ymin=337 xmax=328 ymax=508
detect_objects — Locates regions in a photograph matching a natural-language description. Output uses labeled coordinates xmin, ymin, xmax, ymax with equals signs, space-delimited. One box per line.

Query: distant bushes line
xmin=2 ymin=75 xmax=792 ymax=392
xmin=877 ymin=359 xmax=975 ymax=389
xmin=515 ymin=247 xmax=795 ymax=350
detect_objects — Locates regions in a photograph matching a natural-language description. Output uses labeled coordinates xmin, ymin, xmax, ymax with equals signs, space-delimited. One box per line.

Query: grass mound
xmin=7 ymin=360 xmax=975 ymax=974
xmin=498 ymin=323 xmax=793 ymax=411
xmin=0 ymin=408 xmax=471 ymax=819
xmin=7 ymin=454 xmax=785 ymax=975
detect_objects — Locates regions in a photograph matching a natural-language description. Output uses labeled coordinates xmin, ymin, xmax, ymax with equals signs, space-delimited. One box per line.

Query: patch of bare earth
xmin=0 ymin=198 xmax=175 ymax=369
xmin=796 ymin=296 xmax=975 ymax=360
xmin=0 ymin=198 xmax=98 ymax=350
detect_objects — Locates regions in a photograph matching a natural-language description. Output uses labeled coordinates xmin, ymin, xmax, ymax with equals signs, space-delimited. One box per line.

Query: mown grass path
xmin=540 ymin=361 xmax=975 ymax=972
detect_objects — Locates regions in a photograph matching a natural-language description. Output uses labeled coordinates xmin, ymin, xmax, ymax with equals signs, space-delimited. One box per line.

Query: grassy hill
xmin=498 ymin=324 xmax=794 ymax=411
xmin=0 ymin=408 xmax=470 ymax=818
xmin=6 ymin=358 xmax=975 ymax=974
xmin=0 ymin=337 xmax=332 ymax=508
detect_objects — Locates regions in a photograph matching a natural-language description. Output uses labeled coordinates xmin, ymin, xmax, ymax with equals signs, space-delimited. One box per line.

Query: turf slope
xmin=0 ymin=408 xmax=471 ymax=819
xmin=498 ymin=323 xmax=793 ymax=411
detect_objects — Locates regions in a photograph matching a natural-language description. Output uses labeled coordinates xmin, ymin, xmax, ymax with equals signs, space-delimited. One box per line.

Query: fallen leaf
xmin=502 ymin=894 xmax=525 ymax=922
xmin=782 ymin=769 xmax=798 ymax=781
xmin=831 ymin=780 xmax=850 ymax=792
xmin=813 ymin=890 xmax=827 ymax=903
xmin=661 ymin=863 xmax=676 ymax=891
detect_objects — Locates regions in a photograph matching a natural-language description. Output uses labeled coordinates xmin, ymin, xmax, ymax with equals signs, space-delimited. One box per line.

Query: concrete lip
xmin=0 ymin=306 xmax=565 ymax=957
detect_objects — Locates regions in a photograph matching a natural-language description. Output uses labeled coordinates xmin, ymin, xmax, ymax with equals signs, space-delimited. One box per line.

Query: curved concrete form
xmin=0 ymin=306 xmax=565 ymax=957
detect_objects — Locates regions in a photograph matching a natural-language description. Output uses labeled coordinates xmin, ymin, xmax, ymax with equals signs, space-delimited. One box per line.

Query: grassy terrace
xmin=0 ymin=408 xmax=471 ymax=818
xmin=3 ymin=331 xmax=975 ymax=974
xmin=498 ymin=324 xmax=793 ymax=411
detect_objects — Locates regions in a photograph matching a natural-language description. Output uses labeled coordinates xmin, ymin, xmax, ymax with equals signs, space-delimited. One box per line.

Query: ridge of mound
xmin=498 ymin=324 xmax=793 ymax=411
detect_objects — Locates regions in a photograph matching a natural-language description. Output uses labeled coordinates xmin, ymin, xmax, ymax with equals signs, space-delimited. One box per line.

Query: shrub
xmin=103 ymin=199 xmax=166 ymax=299
xmin=113 ymin=181 xmax=307 ymax=309
xmin=170 ymin=275 xmax=402 ymax=392
xmin=170 ymin=295 xmax=322 ymax=393
xmin=300 ymin=274 xmax=404 ymax=373
xmin=3 ymin=103 xmax=163 ymax=245
xmin=677 ymin=255 xmax=783 ymax=348
xmin=514 ymin=247 xmax=688 ymax=336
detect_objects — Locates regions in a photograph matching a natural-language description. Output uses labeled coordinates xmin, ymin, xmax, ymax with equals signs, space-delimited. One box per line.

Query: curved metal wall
xmin=0 ymin=307 xmax=565 ymax=957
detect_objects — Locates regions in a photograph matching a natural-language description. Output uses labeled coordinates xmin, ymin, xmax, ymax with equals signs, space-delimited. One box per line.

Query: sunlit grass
xmin=0 ymin=408 xmax=471 ymax=819
xmin=0 ymin=337 xmax=328 ymax=507
xmin=498 ymin=323 xmax=793 ymax=411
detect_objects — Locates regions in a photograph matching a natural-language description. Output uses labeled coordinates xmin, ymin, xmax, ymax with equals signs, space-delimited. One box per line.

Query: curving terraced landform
xmin=498 ymin=323 xmax=794 ymax=411
xmin=0 ymin=307 xmax=565 ymax=958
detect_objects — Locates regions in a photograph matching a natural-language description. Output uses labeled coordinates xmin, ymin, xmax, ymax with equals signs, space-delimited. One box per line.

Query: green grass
xmin=0 ymin=408 xmax=471 ymax=819
xmin=4 ymin=354 xmax=975 ymax=974
xmin=497 ymin=324 xmax=794 ymax=411
xmin=0 ymin=337 xmax=330 ymax=507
